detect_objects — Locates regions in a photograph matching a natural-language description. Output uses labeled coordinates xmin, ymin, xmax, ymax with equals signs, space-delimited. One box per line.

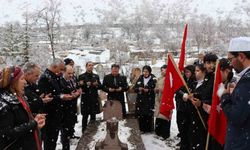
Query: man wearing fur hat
xmin=221 ymin=37 xmax=250 ymax=150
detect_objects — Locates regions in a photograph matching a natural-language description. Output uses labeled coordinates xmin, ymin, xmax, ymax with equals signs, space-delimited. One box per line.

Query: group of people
xmin=129 ymin=37 xmax=250 ymax=150
xmin=175 ymin=37 xmax=250 ymax=150
xmin=0 ymin=58 xmax=131 ymax=150
xmin=0 ymin=36 xmax=250 ymax=150
xmin=0 ymin=59 xmax=79 ymax=150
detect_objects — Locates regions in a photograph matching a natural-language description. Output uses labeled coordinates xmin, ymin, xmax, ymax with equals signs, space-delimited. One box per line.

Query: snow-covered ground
xmin=141 ymin=108 xmax=179 ymax=150
xmin=55 ymin=108 xmax=179 ymax=150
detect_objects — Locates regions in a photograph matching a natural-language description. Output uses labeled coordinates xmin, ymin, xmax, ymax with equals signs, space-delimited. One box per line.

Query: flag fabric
xmin=178 ymin=24 xmax=188 ymax=72
xmin=160 ymin=54 xmax=186 ymax=119
xmin=208 ymin=63 xmax=227 ymax=145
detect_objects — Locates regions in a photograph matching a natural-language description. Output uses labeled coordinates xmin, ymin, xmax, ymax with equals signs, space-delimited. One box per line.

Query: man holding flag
xmin=220 ymin=37 xmax=250 ymax=150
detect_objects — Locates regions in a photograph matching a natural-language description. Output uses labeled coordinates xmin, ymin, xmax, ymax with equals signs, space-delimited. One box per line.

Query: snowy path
xmin=55 ymin=110 xmax=179 ymax=150
xmin=141 ymin=109 xmax=180 ymax=150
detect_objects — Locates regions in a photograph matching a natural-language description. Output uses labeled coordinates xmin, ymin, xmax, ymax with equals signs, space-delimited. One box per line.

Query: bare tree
xmin=35 ymin=0 xmax=61 ymax=60
xmin=189 ymin=17 xmax=203 ymax=51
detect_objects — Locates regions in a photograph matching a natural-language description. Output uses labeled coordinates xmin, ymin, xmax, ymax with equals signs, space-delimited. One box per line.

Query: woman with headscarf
xmin=0 ymin=66 xmax=45 ymax=150
xmin=134 ymin=65 xmax=156 ymax=133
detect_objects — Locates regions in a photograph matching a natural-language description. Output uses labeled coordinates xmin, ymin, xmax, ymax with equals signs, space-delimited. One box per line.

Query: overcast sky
xmin=0 ymin=0 xmax=237 ymax=25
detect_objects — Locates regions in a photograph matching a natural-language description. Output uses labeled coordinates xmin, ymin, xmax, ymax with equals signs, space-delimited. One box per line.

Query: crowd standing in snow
xmin=0 ymin=37 xmax=250 ymax=150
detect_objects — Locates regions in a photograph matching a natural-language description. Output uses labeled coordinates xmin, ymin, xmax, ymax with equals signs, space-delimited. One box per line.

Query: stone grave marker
xmin=95 ymin=100 xmax=128 ymax=150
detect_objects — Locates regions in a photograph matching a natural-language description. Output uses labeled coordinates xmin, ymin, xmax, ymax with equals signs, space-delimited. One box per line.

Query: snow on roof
xmin=66 ymin=48 xmax=110 ymax=71
xmin=130 ymin=49 xmax=147 ymax=53
xmin=152 ymin=49 xmax=166 ymax=52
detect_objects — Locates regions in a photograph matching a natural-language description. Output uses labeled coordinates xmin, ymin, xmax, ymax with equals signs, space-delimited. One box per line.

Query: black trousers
xmin=155 ymin=118 xmax=171 ymax=139
xmin=177 ymin=111 xmax=190 ymax=150
xmin=119 ymin=99 xmax=127 ymax=118
xmin=138 ymin=115 xmax=154 ymax=133
xmin=208 ymin=136 xmax=224 ymax=150
xmin=61 ymin=106 xmax=77 ymax=150
xmin=82 ymin=113 xmax=96 ymax=133
xmin=61 ymin=127 xmax=70 ymax=150
xmin=44 ymin=112 xmax=62 ymax=150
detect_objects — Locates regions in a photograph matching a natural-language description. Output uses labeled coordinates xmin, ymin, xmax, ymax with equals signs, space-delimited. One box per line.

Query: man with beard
xmin=221 ymin=37 xmax=250 ymax=150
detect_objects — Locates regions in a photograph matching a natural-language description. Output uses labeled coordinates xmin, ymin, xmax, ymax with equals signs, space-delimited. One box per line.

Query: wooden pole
xmin=205 ymin=132 xmax=210 ymax=150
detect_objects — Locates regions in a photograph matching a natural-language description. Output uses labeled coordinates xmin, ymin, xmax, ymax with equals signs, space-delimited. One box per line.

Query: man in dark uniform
xmin=24 ymin=62 xmax=53 ymax=143
xmin=60 ymin=65 xmax=81 ymax=150
xmin=38 ymin=58 xmax=74 ymax=150
xmin=102 ymin=64 xmax=129 ymax=118
xmin=23 ymin=62 xmax=52 ymax=114
xmin=79 ymin=61 xmax=101 ymax=133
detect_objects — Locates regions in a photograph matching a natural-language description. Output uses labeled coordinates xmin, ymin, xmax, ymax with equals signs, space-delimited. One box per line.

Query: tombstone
xmin=95 ymin=100 xmax=128 ymax=150
xmin=103 ymin=100 xmax=123 ymax=120
xmin=126 ymin=93 xmax=136 ymax=114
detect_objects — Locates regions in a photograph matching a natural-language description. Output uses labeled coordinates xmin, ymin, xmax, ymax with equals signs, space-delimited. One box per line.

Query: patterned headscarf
xmin=0 ymin=66 xmax=23 ymax=89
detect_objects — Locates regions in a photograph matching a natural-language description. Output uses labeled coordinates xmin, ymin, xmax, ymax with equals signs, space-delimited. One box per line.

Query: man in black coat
xmin=60 ymin=65 xmax=81 ymax=150
xmin=24 ymin=62 xmax=52 ymax=114
xmin=38 ymin=59 xmax=74 ymax=150
xmin=63 ymin=58 xmax=80 ymax=139
xmin=79 ymin=61 xmax=101 ymax=133
xmin=102 ymin=64 xmax=129 ymax=118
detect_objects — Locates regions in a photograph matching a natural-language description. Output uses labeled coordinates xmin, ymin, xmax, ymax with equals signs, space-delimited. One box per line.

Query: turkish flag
xmin=160 ymin=54 xmax=186 ymax=119
xmin=178 ymin=24 xmax=188 ymax=72
xmin=208 ymin=63 xmax=227 ymax=145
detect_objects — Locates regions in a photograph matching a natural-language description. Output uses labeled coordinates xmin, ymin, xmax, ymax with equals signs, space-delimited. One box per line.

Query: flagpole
xmin=205 ymin=60 xmax=219 ymax=149
xmin=169 ymin=53 xmax=207 ymax=129
xmin=205 ymin=132 xmax=210 ymax=150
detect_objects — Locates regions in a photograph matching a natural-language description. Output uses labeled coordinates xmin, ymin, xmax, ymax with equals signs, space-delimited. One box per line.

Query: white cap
xmin=228 ymin=37 xmax=250 ymax=52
